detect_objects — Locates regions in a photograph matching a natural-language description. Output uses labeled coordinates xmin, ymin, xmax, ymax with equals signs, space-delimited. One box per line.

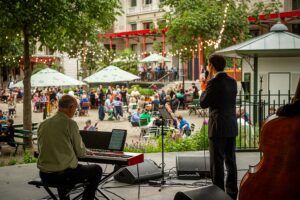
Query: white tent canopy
xmin=83 ymin=65 xmax=140 ymax=83
xmin=13 ymin=68 xmax=85 ymax=88
xmin=140 ymin=53 xmax=171 ymax=63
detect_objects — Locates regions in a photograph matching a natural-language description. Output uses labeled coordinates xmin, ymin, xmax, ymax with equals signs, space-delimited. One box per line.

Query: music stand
xmin=149 ymin=107 xmax=174 ymax=191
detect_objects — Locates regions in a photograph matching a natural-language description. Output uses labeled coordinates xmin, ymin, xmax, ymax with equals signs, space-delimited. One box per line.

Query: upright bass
xmin=239 ymin=79 xmax=300 ymax=200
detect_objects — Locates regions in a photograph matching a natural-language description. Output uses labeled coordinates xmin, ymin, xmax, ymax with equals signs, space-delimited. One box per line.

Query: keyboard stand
xmin=96 ymin=166 xmax=125 ymax=200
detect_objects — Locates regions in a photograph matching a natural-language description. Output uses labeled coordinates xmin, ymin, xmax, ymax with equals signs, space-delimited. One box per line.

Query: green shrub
xmin=124 ymin=125 xmax=209 ymax=153
xmin=128 ymin=87 xmax=155 ymax=97
xmin=7 ymin=159 xmax=17 ymax=166
xmin=23 ymin=151 xmax=37 ymax=164
xmin=0 ymin=161 xmax=5 ymax=167
xmin=63 ymin=88 xmax=70 ymax=94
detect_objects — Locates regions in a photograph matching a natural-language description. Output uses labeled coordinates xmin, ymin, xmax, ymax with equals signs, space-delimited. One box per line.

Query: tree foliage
xmin=114 ymin=48 xmax=138 ymax=75
xmin=0 ymin=34 xmax=23 ymax=68
xmin=161 ymin=0 xmax=282 ymax=60
xmin=0 ymin=0 xmax=121 ymax=131
xmin=161 ymin=0 xmax=249 ymax=60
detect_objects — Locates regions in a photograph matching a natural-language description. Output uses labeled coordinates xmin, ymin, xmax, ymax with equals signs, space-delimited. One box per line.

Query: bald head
xmin=59 ymin=95 xmax=77 ymax=109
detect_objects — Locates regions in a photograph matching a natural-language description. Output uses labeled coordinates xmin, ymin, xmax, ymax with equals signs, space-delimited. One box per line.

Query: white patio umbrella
xmin=83 ymin=65 xmax=140 ymax=83
xmin=140 ymin=53 xmax=171 ymax=63
xmin=13 ymin=68 xmax=85 ymax=88
xmin=112 ymin=57 xmax=134 ymax=63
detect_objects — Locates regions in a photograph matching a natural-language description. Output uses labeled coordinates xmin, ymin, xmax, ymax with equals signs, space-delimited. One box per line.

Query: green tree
xmin=114 ymin=48 xmax=138 ymax=75
xmin=161 ymin=0 xmax=282 ymax=61
xmin=0 ymin=0 xmax=121 ymax=133
xmin=161 ymin=0 xmax=250 ymax=61
xmin=94 ymin=48 xmax=116 ymax=72
xmin=0 ymin=33 xmax=23 ymax=80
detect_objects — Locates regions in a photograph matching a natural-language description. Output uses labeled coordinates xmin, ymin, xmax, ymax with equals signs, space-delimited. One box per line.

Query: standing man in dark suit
xmin=200 ymin=54 xmax=238 ymax=199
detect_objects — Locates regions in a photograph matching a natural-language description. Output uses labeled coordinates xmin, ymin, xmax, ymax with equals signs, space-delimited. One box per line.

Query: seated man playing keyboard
xmin=37 ymin=95 xmax=102 ymax=200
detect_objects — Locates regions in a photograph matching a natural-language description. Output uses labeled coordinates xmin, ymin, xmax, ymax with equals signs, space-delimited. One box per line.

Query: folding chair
xmin=143 ymin=126 xmax=159 ymax=140
xmin=188 ymin=99 xmax=200 ymax=115
xmin=139 ymin=118 xmax=149 ymax=138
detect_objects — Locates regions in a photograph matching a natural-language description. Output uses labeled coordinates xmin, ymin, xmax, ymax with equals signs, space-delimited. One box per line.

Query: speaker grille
xmin=114 ymin=159 xmax=162 ymax=184
xmin=176 ymin=155 xmax=210 ymax=179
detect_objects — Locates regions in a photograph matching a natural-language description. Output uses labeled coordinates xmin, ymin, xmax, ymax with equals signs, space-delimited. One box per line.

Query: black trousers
xmin=209 ymin=137 xmax=238 ymax=200
xmin=40 ymin=164 xmax=102 ymax=200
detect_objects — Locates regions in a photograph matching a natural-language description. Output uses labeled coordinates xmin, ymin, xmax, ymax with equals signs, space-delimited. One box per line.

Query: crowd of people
xmin=138 ymin=63 xmax=179 ymax=82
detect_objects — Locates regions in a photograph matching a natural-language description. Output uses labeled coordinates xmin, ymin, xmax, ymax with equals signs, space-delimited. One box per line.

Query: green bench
xmin=12 ymin=122 xmax=39 ymax=156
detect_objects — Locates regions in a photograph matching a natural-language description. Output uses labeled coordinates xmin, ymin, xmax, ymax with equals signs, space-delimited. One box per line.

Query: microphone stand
xmin=148 ymin=108 xmax=176 ymax=191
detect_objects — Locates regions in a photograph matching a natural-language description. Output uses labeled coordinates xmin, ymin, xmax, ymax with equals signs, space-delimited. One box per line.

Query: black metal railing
xmin=235 ymin=90 xmax=293 ymax=151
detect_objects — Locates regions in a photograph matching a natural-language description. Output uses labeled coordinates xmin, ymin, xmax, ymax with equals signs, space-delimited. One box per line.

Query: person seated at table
xmin=128 ymin=97 xmax=138 ymax=115
xmin=140 ymin=104 xmax=153 ymax=126
xmin=112 ymin=96 xmax=123 ymax=119
xmin=131 ymin=108 xmax=141 ymax=125
xmin=0 ymin=119 xmax=16 ymax=147
xmin=80 ymin=94 xmax=90 ymax=116
xmin=104 ymin=95 xmax=114 ymax=120
xmin=175 ymin=89 xmax=185 ymax=110
xmin=176 ymin=115 xmax=191 ymax=137
xmin=37 ymin=95 xmax=102 ymax=200
xmin=83 ymin=119 xmax=97 ymax=131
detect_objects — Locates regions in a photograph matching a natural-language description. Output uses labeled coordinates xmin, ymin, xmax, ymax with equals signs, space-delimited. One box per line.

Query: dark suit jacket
xmin=200 ymin=72 xmax=238 ymax=138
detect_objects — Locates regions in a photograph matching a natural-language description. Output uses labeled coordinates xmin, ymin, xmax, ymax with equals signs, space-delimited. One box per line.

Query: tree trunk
xmin=23 ymin=26 xmax=33 ymax=148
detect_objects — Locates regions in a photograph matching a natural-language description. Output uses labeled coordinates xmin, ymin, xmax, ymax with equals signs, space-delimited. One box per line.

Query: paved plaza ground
xmin=0 ymin=151 xmax=260 ymax=200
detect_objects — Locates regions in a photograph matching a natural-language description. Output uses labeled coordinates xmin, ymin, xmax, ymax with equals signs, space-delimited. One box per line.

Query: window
xmin=143 ymin=22 xmax=153 ymax=29
xmin=131 ymin=44 xmax=137 ymax=52
xmin=131 ymin=23 xmax=137 ymax=31
xmin=293 ymin=0 xmax=300 ymax=10
xmin=131 ymin=0 xmax=137 ymax=7
xmin=145 ymin=0 xmax=152 ymax=5
xmin=243 ymin=73 xmax=251 ymax=100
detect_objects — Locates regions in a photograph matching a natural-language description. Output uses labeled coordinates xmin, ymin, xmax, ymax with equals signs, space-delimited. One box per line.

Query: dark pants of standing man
xmin=209 ymin=137 xmax=238 ymax=200
xmin=40 ymin=164 xmax=102 ymax=200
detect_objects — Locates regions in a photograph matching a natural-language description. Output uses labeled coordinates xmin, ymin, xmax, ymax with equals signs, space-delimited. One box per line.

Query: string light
xmin=214 ymin=3 xmax=229 ymax=49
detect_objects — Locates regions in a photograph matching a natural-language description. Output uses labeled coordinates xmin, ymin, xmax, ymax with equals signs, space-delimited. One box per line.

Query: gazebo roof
xmin=216 ymin=23 xmax=300 ymax=57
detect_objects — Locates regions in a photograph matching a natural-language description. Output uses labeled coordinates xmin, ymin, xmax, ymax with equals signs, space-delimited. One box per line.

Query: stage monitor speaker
xmin=114 ymin=159 xmax=162 ymax=184
xmin=174 ymin=185 xmax=232 ymax=200
xmin=176 ymin=155 xmax=210 ymax=179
